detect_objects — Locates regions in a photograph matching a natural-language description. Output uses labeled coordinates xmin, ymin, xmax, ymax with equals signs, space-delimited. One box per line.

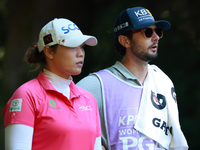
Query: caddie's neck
xmin=121 ymin=53 xmax=148 ymax=85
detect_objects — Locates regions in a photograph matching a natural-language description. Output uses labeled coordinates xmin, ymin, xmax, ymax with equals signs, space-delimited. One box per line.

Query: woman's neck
xmin=43 ymin=68 xmax=72 ymax=99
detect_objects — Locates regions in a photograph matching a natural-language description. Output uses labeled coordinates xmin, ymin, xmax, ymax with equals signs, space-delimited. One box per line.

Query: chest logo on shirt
xmin=10 ymin=98 xmax=22 ymax=112
xmin=78 ymin=105 xmax=92 ymax=111
xmin=49 ymin=100 xmax=57 ymax=107
xmin=48 ymin=100 xmax=61 ymax=109
xmin=151 ymin=91 xmax=166 ymax=110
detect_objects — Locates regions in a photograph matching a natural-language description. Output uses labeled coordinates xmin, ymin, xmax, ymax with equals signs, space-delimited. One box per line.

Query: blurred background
xmin=0 ymin=0 xmax=199 ymax=149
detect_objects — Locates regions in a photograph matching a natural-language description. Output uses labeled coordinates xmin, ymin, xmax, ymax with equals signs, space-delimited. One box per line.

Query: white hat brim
xmin=61 ymin=35 xmax=97 ymax=48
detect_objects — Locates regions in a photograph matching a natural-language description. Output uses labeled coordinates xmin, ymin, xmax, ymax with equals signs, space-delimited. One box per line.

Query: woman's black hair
xmin=24 ymin=44 xmax=58 ymax=71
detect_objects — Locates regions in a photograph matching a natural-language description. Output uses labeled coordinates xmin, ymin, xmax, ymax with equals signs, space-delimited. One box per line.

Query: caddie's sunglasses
xmin=132 ymin=27 xmax=163 ymax=38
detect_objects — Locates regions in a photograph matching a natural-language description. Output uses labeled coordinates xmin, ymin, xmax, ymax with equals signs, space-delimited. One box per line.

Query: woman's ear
xmin=118 ymin=35 xmax=131 ymax=48
xmin=43 ymin=46 xmax=53 ymax=59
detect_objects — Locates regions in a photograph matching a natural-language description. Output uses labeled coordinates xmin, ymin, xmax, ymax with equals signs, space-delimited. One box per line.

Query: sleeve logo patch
xmin=10 ymin=98 xmax=22 ymax=112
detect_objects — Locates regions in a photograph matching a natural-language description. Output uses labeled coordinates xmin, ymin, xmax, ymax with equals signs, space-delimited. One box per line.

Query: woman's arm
xmin=5 ymin=124 xmax=34 ymax=150
xmin=94 ymin=136 xmax=102 ymax=150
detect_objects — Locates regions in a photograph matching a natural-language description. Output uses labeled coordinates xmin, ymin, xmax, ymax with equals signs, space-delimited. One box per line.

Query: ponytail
xmin=24 ymin=43 xmax=46 ymax=71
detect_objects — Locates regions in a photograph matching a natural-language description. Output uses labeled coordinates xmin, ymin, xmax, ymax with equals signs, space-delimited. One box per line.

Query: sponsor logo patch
xmin=43 ymin=34 xmax=53 ymax=45
xmin=49 ymin=100 xmax=57 ymax=107
xmin=48 ymin=100 xmax=61 ymax=109
xmin=171 ymin=87 xmax=177 ymax=102
xmin=151 ymin=91 xmax=166 ymax=110
xmin=79 ymin=105 xmax=92 ymax=111
xmin=10 ymin=98 xmax=22 ymax=112
xmin=61 ymin=23 xmax=79 ymax=34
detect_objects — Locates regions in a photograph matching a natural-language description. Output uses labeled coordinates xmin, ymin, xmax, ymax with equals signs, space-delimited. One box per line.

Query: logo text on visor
xmin=61 ymin=24 xmax=80 ymax=34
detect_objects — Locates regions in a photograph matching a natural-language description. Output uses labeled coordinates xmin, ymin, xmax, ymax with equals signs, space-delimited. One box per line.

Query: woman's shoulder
xmin=13 ymin=78 xmax=44 ymax=98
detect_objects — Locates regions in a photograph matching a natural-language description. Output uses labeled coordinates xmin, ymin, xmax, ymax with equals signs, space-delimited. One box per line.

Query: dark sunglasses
xmin=132 ymin=27 xmax=163 ymax=38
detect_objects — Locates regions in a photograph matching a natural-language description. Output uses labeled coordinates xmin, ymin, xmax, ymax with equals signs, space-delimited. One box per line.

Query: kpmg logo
xmin=61 ymin=23 xmax=80 ymax=34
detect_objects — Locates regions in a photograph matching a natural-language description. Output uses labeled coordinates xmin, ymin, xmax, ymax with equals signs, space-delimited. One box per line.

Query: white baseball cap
xmin=38 ymin=18 xmax=98 ymax=52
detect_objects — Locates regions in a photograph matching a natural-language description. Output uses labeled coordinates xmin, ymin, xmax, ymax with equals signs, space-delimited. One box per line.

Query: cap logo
xmin=43 ymin=34 xmax=53 ymax=45
xmin=114 ymin=22 xmax=129 ymax=33
xmin=146 ymin=9 xmax=152 ymax=16
xmin=134 ymin=9 xmax=154 ymax=22
xmin=134 ymin=9 xmax=151 ymax=17
xmin=61 ymin=23 xmax=79 ymax=34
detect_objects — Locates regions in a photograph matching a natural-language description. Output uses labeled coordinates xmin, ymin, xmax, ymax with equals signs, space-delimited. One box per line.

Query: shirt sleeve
xmin=94 ymin=136 xmax=102 ymax=150
xmin=77 ymin=74 xmax=102 ymax=109
xmin=3 ymin=86 xmax=37 ymax=128
xmin=5 ymin=124 xmax=34 ymax=150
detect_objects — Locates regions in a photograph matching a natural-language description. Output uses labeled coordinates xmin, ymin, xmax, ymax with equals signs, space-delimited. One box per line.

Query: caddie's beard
xmin=130 ymin=40 xmax=158 ymax=62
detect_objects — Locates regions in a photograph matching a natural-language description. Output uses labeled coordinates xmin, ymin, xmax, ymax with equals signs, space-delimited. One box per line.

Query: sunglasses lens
xmin=156 ymin=28 xmax=163 ymax=38
xmin=144 ymin=28 xmax=153 ymax=38
xmin=144 ymin=28 xmax=163 ymax=38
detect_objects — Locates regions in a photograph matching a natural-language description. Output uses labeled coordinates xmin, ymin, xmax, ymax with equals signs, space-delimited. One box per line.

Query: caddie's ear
xmin=118 ymin=35 xmax=131 ymax=48
xmin=43 ymin=46 xmax=53 ymax=59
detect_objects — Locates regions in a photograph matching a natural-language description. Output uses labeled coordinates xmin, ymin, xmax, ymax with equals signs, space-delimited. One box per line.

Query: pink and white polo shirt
xmin=3 ymin=71 xmax=101 ymax=150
